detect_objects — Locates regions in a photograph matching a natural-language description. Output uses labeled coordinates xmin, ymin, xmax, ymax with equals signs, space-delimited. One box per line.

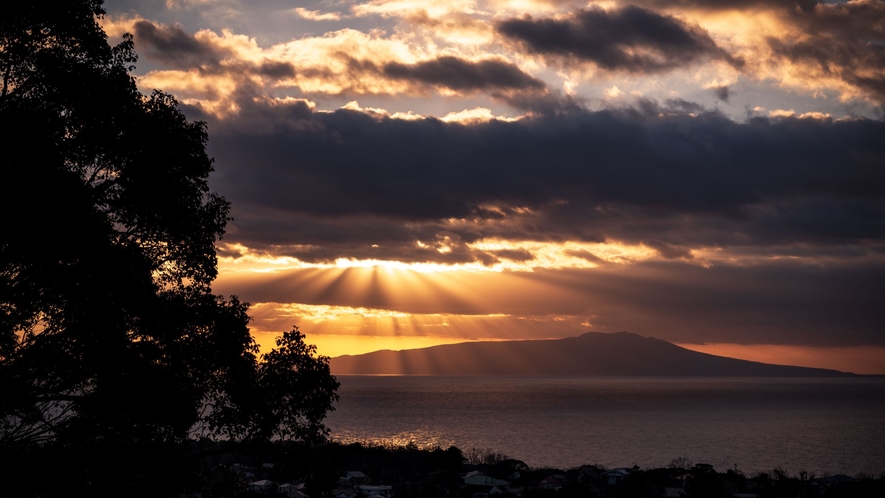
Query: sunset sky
xmin=101 ymin=0 xmax=885 ymax=373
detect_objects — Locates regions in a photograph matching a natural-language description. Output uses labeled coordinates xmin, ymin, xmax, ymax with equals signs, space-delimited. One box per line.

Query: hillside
xmin=329 ymin=332 xmax=854 ymax=376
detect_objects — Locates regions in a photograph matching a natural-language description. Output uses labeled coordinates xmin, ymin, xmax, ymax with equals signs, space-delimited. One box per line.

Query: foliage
xmin=465 ymin=447 xmax=510 ymax=466
xmin=0 ymin=1 xmax=338 ymax=496
xmin=668 ymin=456 xmax=693 ymax=470
xmin=177 ymin=441 xmax=885 ymax=498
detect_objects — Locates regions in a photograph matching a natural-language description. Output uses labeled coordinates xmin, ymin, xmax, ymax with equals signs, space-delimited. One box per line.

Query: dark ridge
xmin=330 ymin=331 xmax=854 ymax=376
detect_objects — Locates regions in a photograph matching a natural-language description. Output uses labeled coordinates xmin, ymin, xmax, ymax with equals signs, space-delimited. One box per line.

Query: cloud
xmin=604 ymin=86 xmax=625 ymax=99
xmin=769 ymin=36 xmax=885 ymax=103
xmin=496 ymin=6 xmax=742 ymax=74
xmin=642 ymin=240 xmax=694 ymax=260
xmin=401 ymin=11 xmax=494 ymax=45
xmin=634 ymin=0 xmax=819 ymax=11
xmin=256 ymin=60 xmax=297 ymax=79
xmin=133 ymin=20 xmax=230 ymax=69
xmin=382 ymin=56 xmax=545 ymax=91
xmin=755 ymin=1 xmax=885 ymax=103
xmin=353 ymin=0 xmax=480 ymax=19
xmin=293 ymin=7 xmax=343 ymax=22
xmin=664 ymin=98 xmax=705 ymax=113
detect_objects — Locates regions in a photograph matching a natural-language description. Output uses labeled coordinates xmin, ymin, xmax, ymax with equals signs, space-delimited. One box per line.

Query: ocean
xmin=325 ymin=376 xmax=885 ymax=476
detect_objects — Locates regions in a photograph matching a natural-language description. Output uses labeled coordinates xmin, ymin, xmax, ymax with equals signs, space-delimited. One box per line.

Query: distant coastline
xmin=330 ymin=332 xmax=854 ymax=376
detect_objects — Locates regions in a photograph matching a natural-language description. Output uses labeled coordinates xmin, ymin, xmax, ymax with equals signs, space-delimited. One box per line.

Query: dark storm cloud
xmin=133 ymin=20 xmax=230 ymax=69
xmin=382 ymin=56 xmax=546 ymax=91
xmin=193 ymin=95 xmax=885 ymax=268
xmin=496 ymin=6 xmax=741 ymax=74
xmin=334 ymin=54 xmax=551 ymax=98
xmin=205 ymin=98 xmax=884 ymax=219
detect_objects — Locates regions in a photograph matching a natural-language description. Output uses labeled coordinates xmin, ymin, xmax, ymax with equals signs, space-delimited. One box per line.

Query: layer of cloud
xmin=118 ymin=2 xmax=885 ymax=119
xmin=769 ymin=0 xmax=885 ymax=102
xmin=200 ymin=96 xmax=885 ymax=249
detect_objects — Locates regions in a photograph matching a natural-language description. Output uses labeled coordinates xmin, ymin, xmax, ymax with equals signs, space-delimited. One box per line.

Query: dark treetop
xmin=0 ymin=2 xmax=338 ymax=496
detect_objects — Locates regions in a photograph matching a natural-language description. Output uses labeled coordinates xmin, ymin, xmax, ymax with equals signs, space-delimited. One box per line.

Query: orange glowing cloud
xmin=107 ymin=0 xmax=885 ymax=122
xmin=353 ymin=0 xmax=483 ymax=19
xmin=123 ymin=19 xmax=554 ymax=117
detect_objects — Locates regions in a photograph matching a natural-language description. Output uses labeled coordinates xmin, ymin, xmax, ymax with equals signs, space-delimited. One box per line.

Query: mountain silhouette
xmin=330 ymin=332 xmax=854 ymax=376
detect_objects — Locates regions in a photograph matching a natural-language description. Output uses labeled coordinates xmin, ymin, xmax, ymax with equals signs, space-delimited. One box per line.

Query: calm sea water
xmin=325 ymin=376 xmax=885 ymax=475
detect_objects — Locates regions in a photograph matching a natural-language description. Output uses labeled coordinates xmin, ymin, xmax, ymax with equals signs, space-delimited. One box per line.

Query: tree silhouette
xmin=0 ymin=2 xmax=337 ymax=496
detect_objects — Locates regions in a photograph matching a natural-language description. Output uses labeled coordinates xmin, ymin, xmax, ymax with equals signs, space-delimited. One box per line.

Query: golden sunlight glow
xmin=468 ymin=239 xmax=661 ymax=268
xmin=767 ymin=109 xmax=833 ymax=120
xmin=247 ymin=301 xmax=531 ymax=356
xmin=218 ymin=239 xmax=669 ymax=277
xmin=220 ymin=239 xmax=884 ymax=285
xmin=249 ymin=302 xmax=507 ymax=332
xmin=353 ymin=0 xmax=481 ymax=19
xmin=246 ymin=300 xmax=600 ymax=357
xmin=407 ymin=12 xmax=495 ymax=45
xmin=331 ymin=258 xmax=496 ymax=273
xmin=440 ymin=107 xmax=521 ymax=123
xmin=486 ymin=0 xmax=574 ymax=14
xmin=256 ymin=332 xmax=507 ymax=358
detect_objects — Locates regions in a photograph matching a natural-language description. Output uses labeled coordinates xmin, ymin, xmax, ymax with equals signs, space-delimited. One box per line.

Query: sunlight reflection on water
xmin=332 ymin=429 xmax=454 ymax=451
xmin=326 ymin=376 xmax=885 ymax=475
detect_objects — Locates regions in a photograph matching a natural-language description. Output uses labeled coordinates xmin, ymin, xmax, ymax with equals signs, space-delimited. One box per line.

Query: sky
xmin=101 ymin=0 xmax=885 ymax=373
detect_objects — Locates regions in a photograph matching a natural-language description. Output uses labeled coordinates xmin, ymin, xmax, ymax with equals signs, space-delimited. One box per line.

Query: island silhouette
xmin=330 ymin=332 xmax=854 ymax=376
